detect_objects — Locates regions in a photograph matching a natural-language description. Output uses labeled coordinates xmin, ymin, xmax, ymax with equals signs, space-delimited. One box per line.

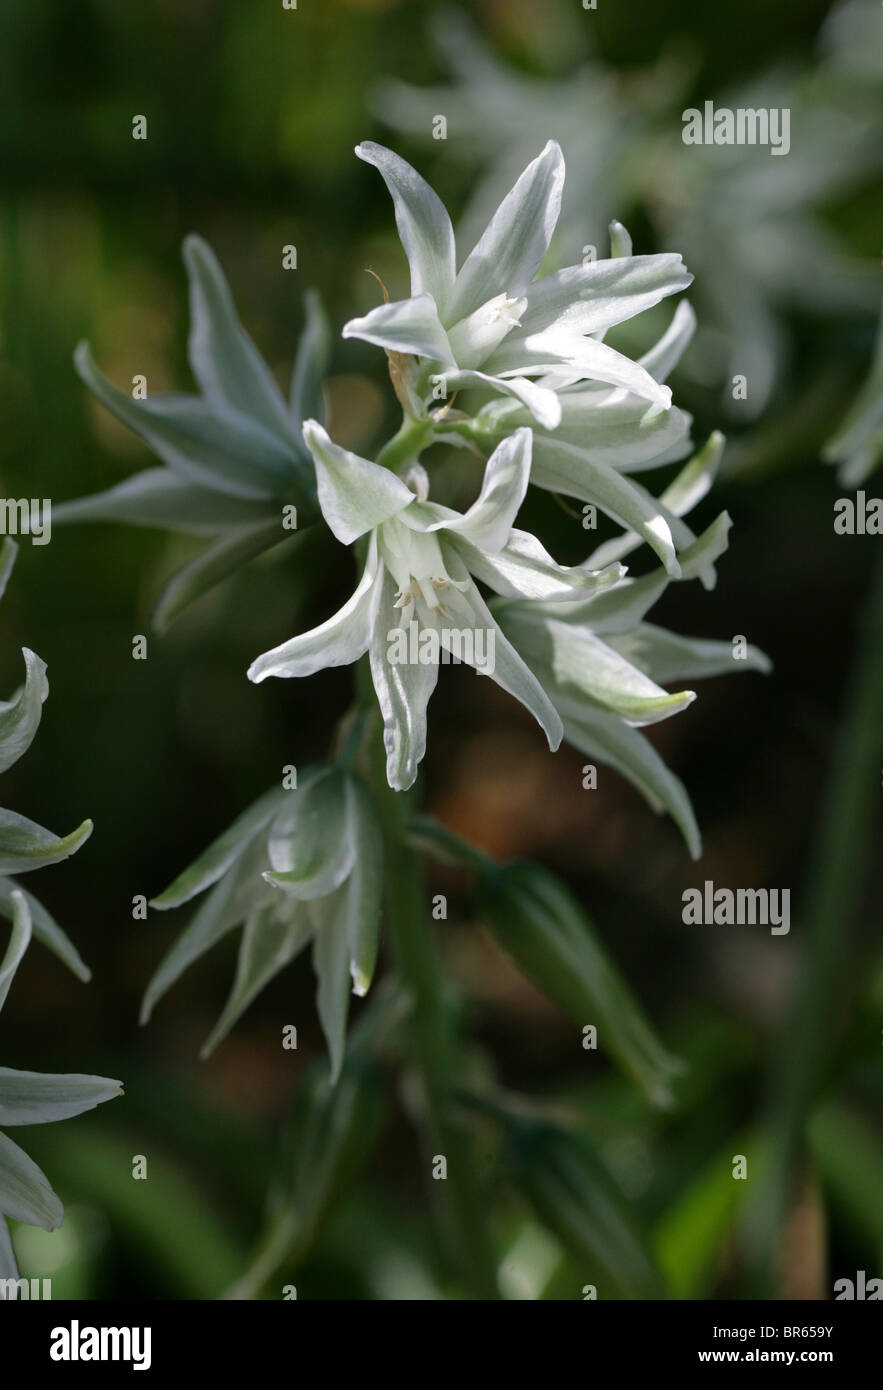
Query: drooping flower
xmin=57 ymin=237 xmax=330 ymax=628
xmin=0 ymin=540 xmax=92 ymax=981
xmin=248 ymin=423 xmax=625 ymax=791
xmin=0 ymin=894 xmax=122 ymax=1283
xmin=142 ymin=764 xmax=383 ymax=1081
xmin=344 ymin=140 xmax=691 ymax=430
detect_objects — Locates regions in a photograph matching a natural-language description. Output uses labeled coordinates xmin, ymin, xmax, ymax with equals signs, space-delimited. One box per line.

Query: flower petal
xmin=487 ymin=330 xmax=672 ymax=409
xmin=355 ymin=141 xmax=457 ymax=315
xmin=462 ymin=529 xmax=624 ymax=602
xmin=562 ymin=702 xmax=701 ymax=858
xmin=0 ymin=540 xmax=16 ymax=601
xmin=53 ymin=468 xmax=280 ymax=537
xmin=201 ymin=904 xmax=312 ymax=1058
xmin=0 ymin=890 xmax=30 ymax=1017
xmin=303 ymin=421 xmax=414 ymax=545
xmin=0 ymin=814 xmax=92 ymax=877
xmin=74 ymin=343 xmax=298 ymax=500
xmin=608 ymin=624 xmax=771 ymax=684
xmin=369 ymin=569 xmax=440 ymax=791
xmin=248 ymin=534 xmax=382 ymax=682
xmin=516 ymin=254 xmax=692 ymax=340
xmin=639 ymin=300 xmax=697 ymax=383
xmin=342 ymin=294 xmax=454 ymax=365
xmin=183 ymin=234 xmax=291 ymax=439
xmin=265 ymin=768 xmax=355 ymax=901
xmin=0 ymin=649 xmax=48 ymax=775
xmin=429 ymin=427 xmax=532 ymax=552
xmin=150 ymin=785 xmax=288 ymax=910
xmin=441 ymin=369 xmax=561 ymax=428
xmin=0 ymin=1130 xmax=62 ymax=1230
xmin=290 ymin=289 xmax=332 ymax=432
xmin=446 ymin=141 xmax=565 ymax=323
xmin=0 ymin=1070 xmax=122 ymax=1127
xmin=0 ymin=877 xmax=90 ymax=982
xmin=310 ymin=890 xmax=354 ymax=1085
xmin=530 ymin=436 xmax=681 ymax=575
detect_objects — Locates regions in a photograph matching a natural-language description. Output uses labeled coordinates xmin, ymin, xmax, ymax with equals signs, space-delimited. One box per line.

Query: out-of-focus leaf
xmin=0 ymin=876 xmax=90 ymax=982
xmin=152 ymin=518 xmax=292 ymax=633
xmin=477 ymin=861 xmax=683 ymax=1108
xmin=504 ymin=1118 xmax=667 ymax=1299
xmin=0 ymin=1130 xmax=62 ymax=1231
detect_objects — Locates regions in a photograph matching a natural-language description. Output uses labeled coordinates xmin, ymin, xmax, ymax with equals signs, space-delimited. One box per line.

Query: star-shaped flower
xmin=248 ymin=423 xmax=622 ymax=790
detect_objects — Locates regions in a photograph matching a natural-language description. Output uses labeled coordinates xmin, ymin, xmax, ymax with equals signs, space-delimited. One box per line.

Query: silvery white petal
xmin=0 ymin=1070 xmax=122 ymax=1127
xmin=515 ymin=254 xmax=692 ymax=339
xmin=639 ymin=301 xmax=697 ymax=383
xmin=530 ymin=436 xmax=680 ymax=575
xmin=248 ymin=534 xmax=382 ymax=682
xmin=342 ymin=294 xmax=454 ymax=366
xmin=303 ymin=421 xmax=415 ymax=545
xmin=369 ymin=568 xmax=440 ymax=791
xmin=355 ymin=142 xmax=457 ymax=315
xmin=608 ymin=624 xmax=771 ymax=683
xmin=560 ymin=702 xmax=701 ymax=860
xmin=486 ymin=330 xmax=672 ymax=409
xmin=0 ymin=1130 xmax=62 ymax=1230
xmin=460 ymin=528 xmax=624 ymax=602
xmin=265 ymin=768 xmax=355 ymax=901
xmin=427 ymin=428 xmax=532 ymax=553
xmin=0 ymin=891 xmax=30 ymax=1017
xmin=441 ymin=369 xmax=561 ymax=428
xmin=183 ymin=235 xmax=292 ymax=440
xmin=446 ymin=141 xmax=565 ymax=323
xmin=201 ymin=904 xmax=312 ymax=1058
xmin=0 ymin=649 xmax=48 ymax=775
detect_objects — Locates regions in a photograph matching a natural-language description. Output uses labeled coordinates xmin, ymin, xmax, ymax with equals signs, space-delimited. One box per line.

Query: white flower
xmin=248 ymin=423 xmax=622 ymax=790
xmin=344 ymin=140 xmax=692 ymax=430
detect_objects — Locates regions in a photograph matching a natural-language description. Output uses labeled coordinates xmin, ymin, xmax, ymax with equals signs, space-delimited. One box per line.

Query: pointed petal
xmin=150 ymin=786 xmax=287 ymax=909
xmin=496 ymin=609 xmax=695 ymax=727
xmin=341 ymin=776 xmax=383 ymax=997
xmin=290 ymin=290 xmax=332 ymax=431
xmin=75 ymin=342 xmax=297 ymax=500
xmin=355 ymin=141 xmax=457 ymax=314
xmin=0 ymin=540 xmax=16 ymax=601
xmin=183 ymin=234 xmax=291 ymax=438
xmin=0 ymin=891 xmax=30 ymax=1016
xmin=447 ymin=141 xmax=565 ymax=323
xmin=0 ymin=878 xmax=90 ymax=982
xmin=462 ymin=529 xmax=624 ymax=602
xmin=530 ymin=437 xmax=680 ymax=575
xmin=248 ymin=535 xmax=382 ymax=682
xmin=369 ymin=569 xmax=440 ymax=791
xmin=0 ymin=814 xmax=92 ymax=877
xmin=429 ymin=428 xmax=532 ymax=552
xmin=303 ymin=421 xmax=414 ymax=545
xmin=0 ymin=1130 xmax=63 ymax=1229
xmin=0 ymin=649 xmax=48 ymax=774
xmin=443 ymin=559 xmax=563 ymax=750
xmin=516 ymin=254 xmax=692 ymax=339
xmin=639 ymin=300 xmax=697 ymax=383
xmin=441 ymin=369 xmax=561 ymax=428
xmin=561 ymin=704 xmax=701 ymax=859
xmin=141 ymin=840 xmax=268 ymax=1023
xmin=53 ymin=468 xmax=279 ymax=537
xmin=608 ymin=623 xmax=771 ymax=684
xmin=0 ymin=1215 xmax=17 ymax=1279
xmin=265 ymin=768 xmax=355 ymax=901
xmin=201 ymin=905 xmax=312 ymax=1058
xmin=487 ymin=330 xmax=672 ymax=409
xmin=0 ymin=1070 xmax=122 ymax=1127
xmin=342 ymin=294 xmax=454 ymax=365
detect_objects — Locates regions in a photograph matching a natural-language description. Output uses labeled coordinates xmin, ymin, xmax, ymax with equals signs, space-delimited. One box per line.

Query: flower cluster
xmin=0 ymin=542 xmax=120 ymax=1282
xmin=65 ymin=138 xmax=769 ymax=1070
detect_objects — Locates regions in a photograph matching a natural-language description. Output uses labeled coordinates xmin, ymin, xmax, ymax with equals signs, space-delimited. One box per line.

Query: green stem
xmin=746 ymin=548 xmax=883 ymax=1292
xmin=362 ymin=687 xmax=500 ymax=1297
xmin=375 ymin=418 xmax=433 ymax=475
